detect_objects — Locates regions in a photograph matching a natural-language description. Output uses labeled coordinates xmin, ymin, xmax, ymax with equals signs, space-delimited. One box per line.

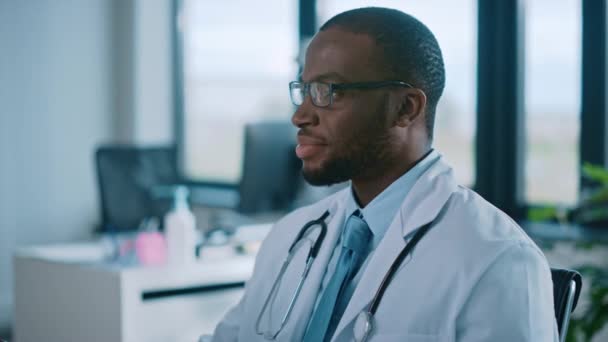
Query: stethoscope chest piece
xmin=354 ymin=310 xmax=374 ymax=342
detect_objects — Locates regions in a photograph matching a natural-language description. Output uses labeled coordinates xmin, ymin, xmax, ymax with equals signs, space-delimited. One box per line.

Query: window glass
xmin=317 ymin=0 xmax=478 ymax=186
xmin=180 ymin=0 xmax=298 ymax=184
xmin=524 ymin=0 xmax=581 ymax=205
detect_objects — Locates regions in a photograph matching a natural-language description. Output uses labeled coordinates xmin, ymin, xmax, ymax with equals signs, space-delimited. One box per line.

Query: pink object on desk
xmin=135 ymin=231 xmax=167 ymax=266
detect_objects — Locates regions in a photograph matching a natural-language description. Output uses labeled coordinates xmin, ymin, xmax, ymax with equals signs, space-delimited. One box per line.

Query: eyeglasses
xmin=289 ymin=80 xmax=413 ymax=107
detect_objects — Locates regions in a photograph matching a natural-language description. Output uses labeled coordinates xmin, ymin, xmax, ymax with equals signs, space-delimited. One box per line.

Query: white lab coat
xmin=210 ymin=157 xmax=558 ymax=341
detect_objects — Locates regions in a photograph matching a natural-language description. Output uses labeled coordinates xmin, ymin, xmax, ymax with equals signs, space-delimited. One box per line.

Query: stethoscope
xmin=353 ymin=221 xmax=433 ymax=342
xmin=255 ymin=210 xmax=329 ymax=340
xmin=254 ymin=210 xmax=434 ymax=341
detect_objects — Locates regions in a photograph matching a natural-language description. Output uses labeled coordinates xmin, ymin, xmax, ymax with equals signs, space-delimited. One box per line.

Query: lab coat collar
xmin=332 ymin=156 xmax=458 ymax=340
xmin=344 ymin=149 xmax=441 ymax=247
xmin=398 ymin=155 xmax=457 ymax=238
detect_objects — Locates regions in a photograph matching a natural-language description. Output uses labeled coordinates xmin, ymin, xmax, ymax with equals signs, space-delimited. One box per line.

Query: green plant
xmin=529 ymin=163 xmax=608 ymax=227
xmin=528 ymin=163 xmax=608 ymax=341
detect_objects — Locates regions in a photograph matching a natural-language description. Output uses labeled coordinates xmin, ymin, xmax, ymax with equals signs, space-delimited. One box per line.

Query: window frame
xmin=476 ymin=0 xmax=608 ymax=219
xmin=172 ymin=0 xmax=608 ymax=218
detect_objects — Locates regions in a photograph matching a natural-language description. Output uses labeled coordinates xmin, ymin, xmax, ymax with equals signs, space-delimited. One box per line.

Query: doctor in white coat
xmin=209 ymin=7 xmax=557 ymax=342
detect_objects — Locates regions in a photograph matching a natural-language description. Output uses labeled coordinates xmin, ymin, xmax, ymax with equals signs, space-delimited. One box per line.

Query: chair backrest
xmin=551 ymin=268 xmax=582 ymax=342
xmin=96 ymin=145 xmax=178 ymax=232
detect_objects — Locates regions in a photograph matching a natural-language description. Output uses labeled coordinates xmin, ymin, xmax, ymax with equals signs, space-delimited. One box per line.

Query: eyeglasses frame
xmin=289 ymin=80 xmax=414 ymax=107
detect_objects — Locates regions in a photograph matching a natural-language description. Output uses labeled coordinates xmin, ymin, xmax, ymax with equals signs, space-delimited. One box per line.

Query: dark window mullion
xmin=581 ymin=0 xmax=608 ymax=190
xmin=298 ymin=0 xmax=316 ymax=76
xmin=299 ymin=0 xmax=316 ymax=39
xmin=476 ymin=0 xmax=525 ymax=218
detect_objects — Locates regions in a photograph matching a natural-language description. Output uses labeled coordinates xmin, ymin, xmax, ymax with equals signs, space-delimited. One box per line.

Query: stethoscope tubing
xmin=257 ymin=209 xmax=434 ymax=342
xmin=355 ymin=221 xmax=434 ymax=342
xmin=369 ymin=221 xmax=433 ymax=315
xmin=255 ymin=210 xmax=330 ymax=340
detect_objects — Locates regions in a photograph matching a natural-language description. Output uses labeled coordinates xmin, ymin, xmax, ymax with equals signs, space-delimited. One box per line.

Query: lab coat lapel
xmin=332 ymin=158 xmax=458 ymax=340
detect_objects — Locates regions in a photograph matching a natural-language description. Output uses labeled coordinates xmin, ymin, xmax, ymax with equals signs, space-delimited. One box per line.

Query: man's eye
xmin=332 ymin=90 xmax=344 ymax=100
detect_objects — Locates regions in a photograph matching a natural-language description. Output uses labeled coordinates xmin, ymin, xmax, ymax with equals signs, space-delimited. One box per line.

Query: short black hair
xmin=320 ymin=7 xmax=445 ymax=140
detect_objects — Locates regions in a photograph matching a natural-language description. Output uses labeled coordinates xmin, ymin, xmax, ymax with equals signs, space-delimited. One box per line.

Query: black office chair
xmin=96 ymin=145 xmax=179 ymax=232
xmin=551 ymin=268 xmax=582 ymax=342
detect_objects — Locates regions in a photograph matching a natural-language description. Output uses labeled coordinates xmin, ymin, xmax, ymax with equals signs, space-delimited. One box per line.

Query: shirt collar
xmin=344 ymin=150 xmax=440 ymax=247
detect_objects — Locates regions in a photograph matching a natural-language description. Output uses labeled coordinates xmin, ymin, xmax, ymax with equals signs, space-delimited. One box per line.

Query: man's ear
xmin=393 ymin=88 xmax=427 ymax=127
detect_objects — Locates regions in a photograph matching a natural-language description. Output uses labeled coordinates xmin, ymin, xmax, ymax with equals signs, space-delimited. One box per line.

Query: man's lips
xmin=296 ymin=134 xmax=327 ymax=159
xmin=297 ymin=135 xmax=326 ymax=145
xmin=296 ymin=144 xmax=326 ymax=159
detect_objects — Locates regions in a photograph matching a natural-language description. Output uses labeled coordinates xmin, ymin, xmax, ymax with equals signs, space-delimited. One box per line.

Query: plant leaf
xmin=582 ymin=163 xmax=608 ymax=185
xmin=528 ymin=207 xmax=558 ymax=221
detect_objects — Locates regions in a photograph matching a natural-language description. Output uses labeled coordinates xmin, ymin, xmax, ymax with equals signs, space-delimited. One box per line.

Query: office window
xmin=179 ymin=0 xmax=298 ymax=184
xmin=524 ymin=0 xmax=581 ymax=205
xmin=317 ymin=0 xmax=477 ymax=187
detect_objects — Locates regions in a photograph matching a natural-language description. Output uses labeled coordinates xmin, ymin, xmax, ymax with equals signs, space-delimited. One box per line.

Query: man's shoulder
xmin=434 ymin=186 xmax=551 ymax=289
xmin=443 ymin=185 xmax=541 ymax=252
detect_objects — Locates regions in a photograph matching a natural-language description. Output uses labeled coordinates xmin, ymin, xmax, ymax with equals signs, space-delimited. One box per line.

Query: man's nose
xmin=291 ymin=96 xmax=319 ymax=128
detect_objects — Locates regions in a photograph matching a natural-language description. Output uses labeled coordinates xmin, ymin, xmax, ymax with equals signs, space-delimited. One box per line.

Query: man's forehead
xmin=301 ymin=28 xmax=383 ymax=82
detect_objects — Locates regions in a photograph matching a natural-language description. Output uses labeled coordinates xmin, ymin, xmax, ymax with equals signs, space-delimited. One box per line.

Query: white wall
xmin=0 ymin=0 xmax=174 ymax=333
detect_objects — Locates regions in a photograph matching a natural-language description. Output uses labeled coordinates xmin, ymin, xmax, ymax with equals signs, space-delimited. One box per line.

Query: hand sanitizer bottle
xmin=165 ymin=186 xmax=198 ymax=265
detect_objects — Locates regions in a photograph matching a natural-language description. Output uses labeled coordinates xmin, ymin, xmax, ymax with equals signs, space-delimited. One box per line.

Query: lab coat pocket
xmin=371 ymin=332 xmax=442 ymax=342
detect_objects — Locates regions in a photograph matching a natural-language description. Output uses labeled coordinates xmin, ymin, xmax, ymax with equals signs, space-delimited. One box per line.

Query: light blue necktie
xmin=302 ymin=211 xmax=372 ymax=342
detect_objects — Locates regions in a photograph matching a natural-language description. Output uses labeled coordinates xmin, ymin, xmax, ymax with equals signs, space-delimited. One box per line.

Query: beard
xmin=302 ymin=103 xmax=393 ymax=186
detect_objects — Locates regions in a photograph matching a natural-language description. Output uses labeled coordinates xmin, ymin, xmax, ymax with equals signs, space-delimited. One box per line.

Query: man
xmin=210 ymin=7 xmax=557 ymax=341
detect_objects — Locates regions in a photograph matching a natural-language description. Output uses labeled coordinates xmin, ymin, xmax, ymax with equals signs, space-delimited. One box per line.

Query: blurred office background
xmin=1 ymin=0 xmax=608 ymax=341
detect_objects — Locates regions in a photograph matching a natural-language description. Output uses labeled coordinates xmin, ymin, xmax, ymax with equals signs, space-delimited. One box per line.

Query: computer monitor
xmin=95 ymin=145 xmax=178 ymax=232
xmin=179 ymin=120 xmax=301 ymax=214
xmin=238 ymin=121 xmax=300 ymax=213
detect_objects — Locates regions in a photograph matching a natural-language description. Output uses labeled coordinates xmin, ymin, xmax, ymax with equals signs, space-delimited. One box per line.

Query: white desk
xmin=14 ymin=243 xmax=256 ymax=342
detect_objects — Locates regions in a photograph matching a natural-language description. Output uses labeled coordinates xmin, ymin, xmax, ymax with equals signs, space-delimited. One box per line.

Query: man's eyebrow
xmin=299 ymin=72 xmax=349 ymax=83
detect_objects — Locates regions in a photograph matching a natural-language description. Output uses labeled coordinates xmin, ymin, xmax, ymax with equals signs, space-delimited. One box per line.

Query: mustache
xmin=297 ymin=129 xmax=323 ymax=139
xmin=297 ymin=130 xmax=327 ymax=144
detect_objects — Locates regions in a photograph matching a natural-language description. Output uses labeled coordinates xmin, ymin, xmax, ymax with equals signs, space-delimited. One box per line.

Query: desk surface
xmin=16 ymin=241 xmax=257 ymax=291
xmin=14 ymin=242 xmax=257 ymax=342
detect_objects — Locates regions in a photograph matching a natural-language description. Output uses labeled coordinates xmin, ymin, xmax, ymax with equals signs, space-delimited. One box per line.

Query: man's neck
xmin=351 ymin=148 xmax=432 ymax=208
